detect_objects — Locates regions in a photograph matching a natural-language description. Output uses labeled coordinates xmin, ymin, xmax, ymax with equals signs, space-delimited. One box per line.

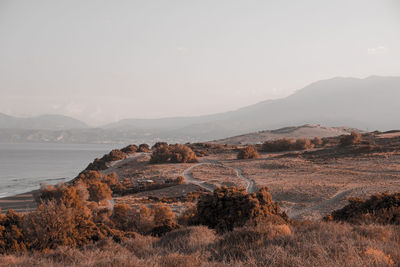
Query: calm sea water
xmin=0 ymin=143 xmax=118 ymax=198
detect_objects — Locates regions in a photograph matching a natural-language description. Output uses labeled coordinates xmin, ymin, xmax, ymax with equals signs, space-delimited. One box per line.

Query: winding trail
xmin=182 ymin=163 xmax=216 ymax=192
xmin=102 ymin=152 xmax=150 ymax=179
xmin=182 ymin=159 xmax=257 ymax=193
xmin=102 ymin=153 xmax=256 ymax=193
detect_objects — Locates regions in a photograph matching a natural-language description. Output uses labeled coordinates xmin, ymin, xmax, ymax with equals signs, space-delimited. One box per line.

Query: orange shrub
xmin=340 ymin=132 xmax=362 ymax=147
xmin=293 ymin=138 xmax=314 ymax=150
xmin=262 ymin=138 xmax=295 ymax=152
xmin=195 ymin=187 xmax=288 ymax=232
xmin=152 ymin=142 xmax=168 ymax=150
xmin=87 ymin=181 xmax=112 ymax=203
xmin=0 ymin=210 xmax=26 ymax=253
xmin=102 ymin=149 xmax=127 ymax=162
xmin=237 ymin=146 xmax=259 ymax=159
xmin=150 ymin=144 xmax=199 ymax=164
xmin=138 ymin=144 xmax=151 ymax=152
xmin=120 ymin=144 xmax=138 ymax=154
xmin=325 ymin=192 xmax=400 ymax=224
xmin=311 ymin=137 xmax=323 ymax=146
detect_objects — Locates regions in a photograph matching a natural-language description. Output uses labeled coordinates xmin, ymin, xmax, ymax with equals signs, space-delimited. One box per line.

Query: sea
xmin=0 ymin=143 xmax=119 ymax=198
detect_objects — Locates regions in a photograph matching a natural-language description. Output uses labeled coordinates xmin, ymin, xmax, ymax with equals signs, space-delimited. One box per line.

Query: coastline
xmin=0 ymin=190 xmax=38 ymax=213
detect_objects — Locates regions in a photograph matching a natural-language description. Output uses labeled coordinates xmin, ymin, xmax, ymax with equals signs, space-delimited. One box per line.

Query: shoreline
xmin=0 ymin=190 xmax=38 ymax=213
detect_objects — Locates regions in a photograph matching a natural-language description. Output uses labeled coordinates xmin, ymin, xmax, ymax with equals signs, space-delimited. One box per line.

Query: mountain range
xmin=1 ymin=76 xmax=399 ymax=143
xmin=0 ymin=113 xmax=88 ymax=130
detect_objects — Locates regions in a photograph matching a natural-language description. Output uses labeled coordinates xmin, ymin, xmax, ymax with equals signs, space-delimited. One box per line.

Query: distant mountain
xmin=1 ymin=76 xmax=399 ymax=143
xmin=104 ymin=76 xmax=400 ymax=140
xmin=0 ymin=113 xmax=88 ymax=130
xmin=213 ymin=124 xmax=361 ymax=145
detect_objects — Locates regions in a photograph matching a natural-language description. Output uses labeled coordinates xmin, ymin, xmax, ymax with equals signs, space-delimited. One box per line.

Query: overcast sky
xmin=0 ymin=0 xmax=399 ymax=125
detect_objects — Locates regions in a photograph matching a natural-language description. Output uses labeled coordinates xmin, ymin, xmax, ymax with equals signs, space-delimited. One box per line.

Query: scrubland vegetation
xmin=340 ymin=131 xmax=362 ymax=147
xmin=237 ymin=146 xmax=259 ymax=159
xmin=0 ymin=188 xmax=400 ymax=266
xmin=1 ymin=133 xmax=400 ymax=266
xmin=325 ymin=192 xmax=400 ymax=224
xmin=262 ymin=137 xmax=316 ymax=152
xmin=150 ymin=143 xmax=199 ymax=164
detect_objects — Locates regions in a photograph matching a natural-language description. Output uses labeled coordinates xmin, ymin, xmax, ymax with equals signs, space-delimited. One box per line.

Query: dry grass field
xmin=1 ymin=132 xmax=399 ymax=266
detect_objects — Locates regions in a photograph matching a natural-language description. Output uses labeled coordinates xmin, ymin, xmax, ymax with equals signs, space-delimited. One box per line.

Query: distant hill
xmin=1 ymin=76 xmax=399 ymax=143
xmin=0 ymin=113 xmax=88 ymax=130
xmin=212 ymin=124 xmax=361 ymax=145
xmin=104 ymin=76 xmax=400 ymax=140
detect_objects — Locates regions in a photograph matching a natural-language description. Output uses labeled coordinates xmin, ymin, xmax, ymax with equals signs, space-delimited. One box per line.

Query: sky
xmin=0 ymin=0 xmax=399 ymax=126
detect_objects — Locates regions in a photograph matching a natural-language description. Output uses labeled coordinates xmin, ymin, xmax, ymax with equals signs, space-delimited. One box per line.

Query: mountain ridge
xmin=0 ymin=113 xmax=89 ymax=130
xmin=1 ymin=75 xmax=399 ymax=142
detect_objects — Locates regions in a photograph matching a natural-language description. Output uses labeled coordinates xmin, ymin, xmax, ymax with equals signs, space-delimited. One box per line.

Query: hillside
xmin=213 ymin=124 xmax=361 ymax=145
xmin=104 ymin=76 xmax=400 ymax=140
xmin=0 ymin=113 xmax=88 ymax=130
xmin=2 ymin=131 xmax=400 ymax=266
xmin=1 ymin=76 xmax=399 ymax=143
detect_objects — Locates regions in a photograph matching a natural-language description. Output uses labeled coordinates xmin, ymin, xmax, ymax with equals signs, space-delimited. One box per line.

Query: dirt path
xmin=182 ymin=159 xmax=257 ymax=193
xmin=235 ymin=167 xmax=257 ymax=193
xmin=102 ymin=153 xmax=150 ymax=179
xmin=182 ymin=163 xmax=216 ymax=192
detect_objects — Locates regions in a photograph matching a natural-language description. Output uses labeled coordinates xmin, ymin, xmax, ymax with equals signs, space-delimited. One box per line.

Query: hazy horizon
xmin=1 ymin=0 xmax=399 ymax=125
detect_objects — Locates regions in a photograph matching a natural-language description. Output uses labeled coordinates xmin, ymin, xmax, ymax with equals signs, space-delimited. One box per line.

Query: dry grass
xmin=1 ymin=222 xmax=398 ymax=267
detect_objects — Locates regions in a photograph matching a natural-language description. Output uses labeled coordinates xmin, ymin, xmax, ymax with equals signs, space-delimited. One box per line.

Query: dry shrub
xmin=340 ymin=131 xmax=362 ymax=147
xmin=102 ymin=173 xmax=119 ymax=187
xmin=175 ymin=176 xmax=184 ymax=185
xmin=262 ymin=138 xmax=295 ymax=152
xmin=150 ymin=144 xmax=199 ymax=164
xmin=87 ymin=181 xmax=112 ymax=203
xmin=262 ymin=138 xmax=317 ymax=152
xmin=120 ymin=144 xmax=138 ymax=154
xmin=311 ymin=137 xmax=323 ymax=146
xmin=152 ymin=142 xmax=168 ymax=150
xmin=84 ymin=149 xmax=127 ymax=171
xmin=155 ymin=226 xmax=216 ymax=253
xmin=23 ymin=200 xmax=102 ymax=250
xmin=325 ymin=192 xmax=400 ymax=225
xmin=153 ymin=204 xmax=175 ymax=227
xmin=237 ymin=146 xmax=259 ymax=159
xmin=102 ymin=149 xmax=127 ymax=162
xmin=293 ymin=138 xmax=315 ymax=150
xmin=0 ymin=210 xmax=26 ymax=253
xmin=195 ymin=187 xmax=289 ymax=233
xmin=150 ymin=204 xmax=180 ymax=236
xmin=46 ymin=173 xmax=113 ymax=205
xmin=36 ymin=183 xmax=88 ymax=209
xmin=177 ymin=206 xmax=197 ymax=226
xmin=363 ymin=247 xmax=395 ymax=265
xmin=138 ymin=144 xmax=150 ymax=152
xmin=111 ymin=203 xmax=132 ymax=231
xmin=170 ymin=144 xmax=199 ymax=163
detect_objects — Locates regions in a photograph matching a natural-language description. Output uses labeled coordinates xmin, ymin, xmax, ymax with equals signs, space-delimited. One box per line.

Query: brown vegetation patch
xmin=194 ymin=186 xmax=289 ymax=232
xmin=325 ymin=192 xmax=400 ymax=224
xmin=262 ymin=137 xmax=316 ymax=152
xmin=150 ymin=144 xmax=199 ymax=164
xmin=340 ymin=131 xmax=362 ymax=147
xmin=237 ymin=145 xmax=259 ymax=159
xmin=120 ymin=144 xmax=138 ymax=154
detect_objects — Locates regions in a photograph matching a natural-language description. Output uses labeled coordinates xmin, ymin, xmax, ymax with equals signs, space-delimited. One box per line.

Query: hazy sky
xmin=1 ymin=0 xmax=399 ymax=125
